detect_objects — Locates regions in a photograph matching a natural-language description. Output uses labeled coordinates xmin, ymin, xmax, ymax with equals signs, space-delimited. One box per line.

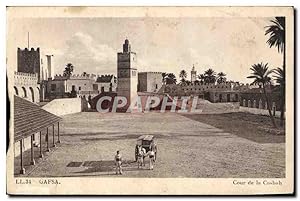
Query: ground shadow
xmin=181 ymin=112 xmax=285 ymax=144
xmin=70 ymin=160 xmax=138 ymax=174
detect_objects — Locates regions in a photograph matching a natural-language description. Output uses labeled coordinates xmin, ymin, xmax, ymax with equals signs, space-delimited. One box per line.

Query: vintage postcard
xmin=6 ymin=6 xmax=294 ymax=195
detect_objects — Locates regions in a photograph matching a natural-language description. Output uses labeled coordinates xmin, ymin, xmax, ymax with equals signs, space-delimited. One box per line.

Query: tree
xmin=265 ymin=17 xmax=285 ymax=127
xmin=217 ymin=72 xmax=227 ymax=84
xmin=162 ymin=72 xmax=168 ymax=84
xmin=165 ymin=73 xmax=177 ymax=85
xmin=273 ymin=67 xmax=285 ymax=126
xmin=247 ymin=62 xmax=277 ymax=128
xmin=63 ymin=63 xmax=74 ymax=77
xmin=179 ymin=70 xmax=187 ymax=84
xmin=197 ymin=74 xmax=205 ymax=84
xmin=162 ymin=73 xmax=177 ymax=85
xmin=204 ymin=68 xmax=216 ymax=84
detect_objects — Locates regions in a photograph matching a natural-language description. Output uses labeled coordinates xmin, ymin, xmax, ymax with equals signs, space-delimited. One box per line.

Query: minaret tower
xmin=117 ymin=39 xmax=138 ymax=112
xmin=191 ymin=64 xmax=197 ymax=82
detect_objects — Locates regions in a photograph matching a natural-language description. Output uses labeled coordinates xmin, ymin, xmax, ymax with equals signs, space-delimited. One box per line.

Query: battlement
xmin=97 ymin=74 xmax=114 ymax=78
xmin=179 ymin=82 xmax=251 ymax=92
xmin=182 ymin=82 xmax=249 ymax=87
xmin=96 ymin=74 xmax=115 ymax=83
xmin=17 ymin=47 xmax=40 ymax=52
xmin=14 ymin=71 xmax=38 ymax=86
xmin=14 ymin=71 xmax=38 ymax=77
xmin=183 ymin=82 xmax=231 ymax=87
xmin=54 ymin=74 xmax=96 ymax=80
xmin=139 ymin=72 xmax=162 ymax=74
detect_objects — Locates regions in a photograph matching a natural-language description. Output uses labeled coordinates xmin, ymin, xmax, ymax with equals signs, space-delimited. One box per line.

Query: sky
xmin=7 ymin=17 xmax=283 ymax=83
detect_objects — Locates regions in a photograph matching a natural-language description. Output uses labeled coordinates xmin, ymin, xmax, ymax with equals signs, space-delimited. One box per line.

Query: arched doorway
xmin=21 ymin=87 xmax=27 ymax=98
xmin=14 ymin=86 xmax=18 ymax=95
xmin=29 ymin=87 xmax=35 ymax=102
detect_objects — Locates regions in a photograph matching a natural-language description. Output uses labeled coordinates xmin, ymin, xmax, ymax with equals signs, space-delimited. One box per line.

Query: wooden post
xmin=52 ymin=124 xmax=56 ymax=147
xmin=46 ymin=127 xmax=50 ymax=152
xmin=57 ymin=122 xmax=61 ymax=143
xmin=20 ymin=140 xmax=25 ymax=174
xmin=30 ymin=135 xmax=35 ymax=165
xmin=39 ymin=131 xmax=43 ymax=158
xmin=272 ymin=102 xmax=276 ymax=116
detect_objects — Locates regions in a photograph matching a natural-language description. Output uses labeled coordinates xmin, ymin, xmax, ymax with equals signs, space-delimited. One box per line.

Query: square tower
xmin=117 ymin=39 xmax=138 ymax=111
xmin=17 ymin=47 xmax=41 ymax=83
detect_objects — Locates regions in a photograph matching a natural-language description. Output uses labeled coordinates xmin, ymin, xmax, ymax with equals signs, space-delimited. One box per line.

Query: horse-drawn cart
xmin=135 ymin=135 xmax=157 ymax=161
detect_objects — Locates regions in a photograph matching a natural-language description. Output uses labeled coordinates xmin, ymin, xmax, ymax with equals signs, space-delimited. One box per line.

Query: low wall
xmin=198 ymin=101 xmax=240 ymax=114
xmin=42 ymin=98 xmax=84 ymax=116
xmin=239 ymin=106 xmax=281 ymax=118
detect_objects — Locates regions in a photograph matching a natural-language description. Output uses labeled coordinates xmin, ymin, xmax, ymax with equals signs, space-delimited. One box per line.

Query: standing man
xmin=148 ymin=148 xmax=155 ymax=170
xmin=115 ymin=150 xmax=123 ymax=175
xmin=150 ymin=142 xmax=157 ymax=162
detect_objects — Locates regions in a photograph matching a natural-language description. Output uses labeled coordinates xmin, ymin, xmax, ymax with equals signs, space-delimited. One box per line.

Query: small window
xmin=78 ymin=86 xmax=81 ymax=90
xmin=51 ymin=84 xmax=56 ymax=91
xmin=155 ymin=84 xmax=158 ymax=89
xmin=93 ymin=84 xmax=98 ymax=91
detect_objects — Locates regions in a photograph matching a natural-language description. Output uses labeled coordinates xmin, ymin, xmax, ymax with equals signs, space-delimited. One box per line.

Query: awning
xmin=14 ymin=96 xmax=62 ymax=142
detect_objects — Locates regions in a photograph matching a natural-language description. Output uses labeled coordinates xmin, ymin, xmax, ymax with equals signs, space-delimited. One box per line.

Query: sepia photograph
xmin=6 ymin=6 xmax=294 ymax=195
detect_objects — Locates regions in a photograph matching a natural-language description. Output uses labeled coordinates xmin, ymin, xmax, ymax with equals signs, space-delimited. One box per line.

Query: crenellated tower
xmin=17 ymin=47 xmax=41 ymax=83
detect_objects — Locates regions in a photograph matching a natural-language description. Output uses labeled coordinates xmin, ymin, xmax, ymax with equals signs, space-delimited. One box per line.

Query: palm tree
xmin=198 ymin=74 xmax=205 ymax=84
xmin=273 ymin=67 xmax=285 ymax=126
xmin=63 ymin=63 xmax=74 ymax=77
xmin=217 ymin=72 xmax=227 ymax=84
xmin=265 ymin=17 xmax=285 ymax=126
xmin=265 ymin=17 xmax=285 ymax=64
xmin=162 ymin=72 xmax=168 ymax=84
xmin=247 ymin=62 xmax=277 ymax=128
xmin=179 ymin=70 xmax=187 ymax=84
xmin=165 ymin=73 xmax=177 ymax=85
xmin=204 ymin=68 xmax=216 ymax=84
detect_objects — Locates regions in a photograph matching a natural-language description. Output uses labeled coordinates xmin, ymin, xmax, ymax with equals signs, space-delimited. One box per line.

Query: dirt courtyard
xmin=23 ymin=112 xmax=285 ymax=178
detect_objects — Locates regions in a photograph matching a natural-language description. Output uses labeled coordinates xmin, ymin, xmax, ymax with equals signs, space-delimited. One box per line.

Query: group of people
xmin=136 ymin=144 xmax=156 ymax=170
xmin=114 ymin=143 xmax=157 ymax=175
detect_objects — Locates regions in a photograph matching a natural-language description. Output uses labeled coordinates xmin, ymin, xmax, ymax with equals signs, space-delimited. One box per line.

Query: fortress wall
xmin=42 ymin=98 xmax=83 ymax=116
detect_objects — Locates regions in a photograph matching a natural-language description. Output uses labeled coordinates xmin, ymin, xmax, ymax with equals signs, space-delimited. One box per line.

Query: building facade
xmin=138 ymin=72 xmax=163 ymax=93
xmin=13 ymin=72 xmax=40 ymax=103
xmin=163 ymin=82 xmax=250 ymax=103
xmin=46 ymin=74 xmax=116 ymax=99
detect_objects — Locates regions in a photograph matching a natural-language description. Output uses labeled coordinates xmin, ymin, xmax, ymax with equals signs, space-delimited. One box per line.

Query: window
xmin=51 ymin=84 xmax=56 ymax=91
xmin=155 ymin=84 xmax=158 ymax=89
xmin=78 ymin=86 xmax=81 ymax=90
xmin=93 ymin=84 xmax=98 ymax=91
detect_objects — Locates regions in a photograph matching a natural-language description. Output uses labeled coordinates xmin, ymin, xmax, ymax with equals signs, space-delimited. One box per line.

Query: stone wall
xmin=42 ymin=98 xmax=84 ymax=116
xmin=138 ymin=72 xmax=163 ymax=93
xmin=240 ymin=92 xmax=281 ymax=111
xmin=13 ymin=72 xmax=40 ymax=103
xmin=17 ymin=47 xmax=41 ymax=82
